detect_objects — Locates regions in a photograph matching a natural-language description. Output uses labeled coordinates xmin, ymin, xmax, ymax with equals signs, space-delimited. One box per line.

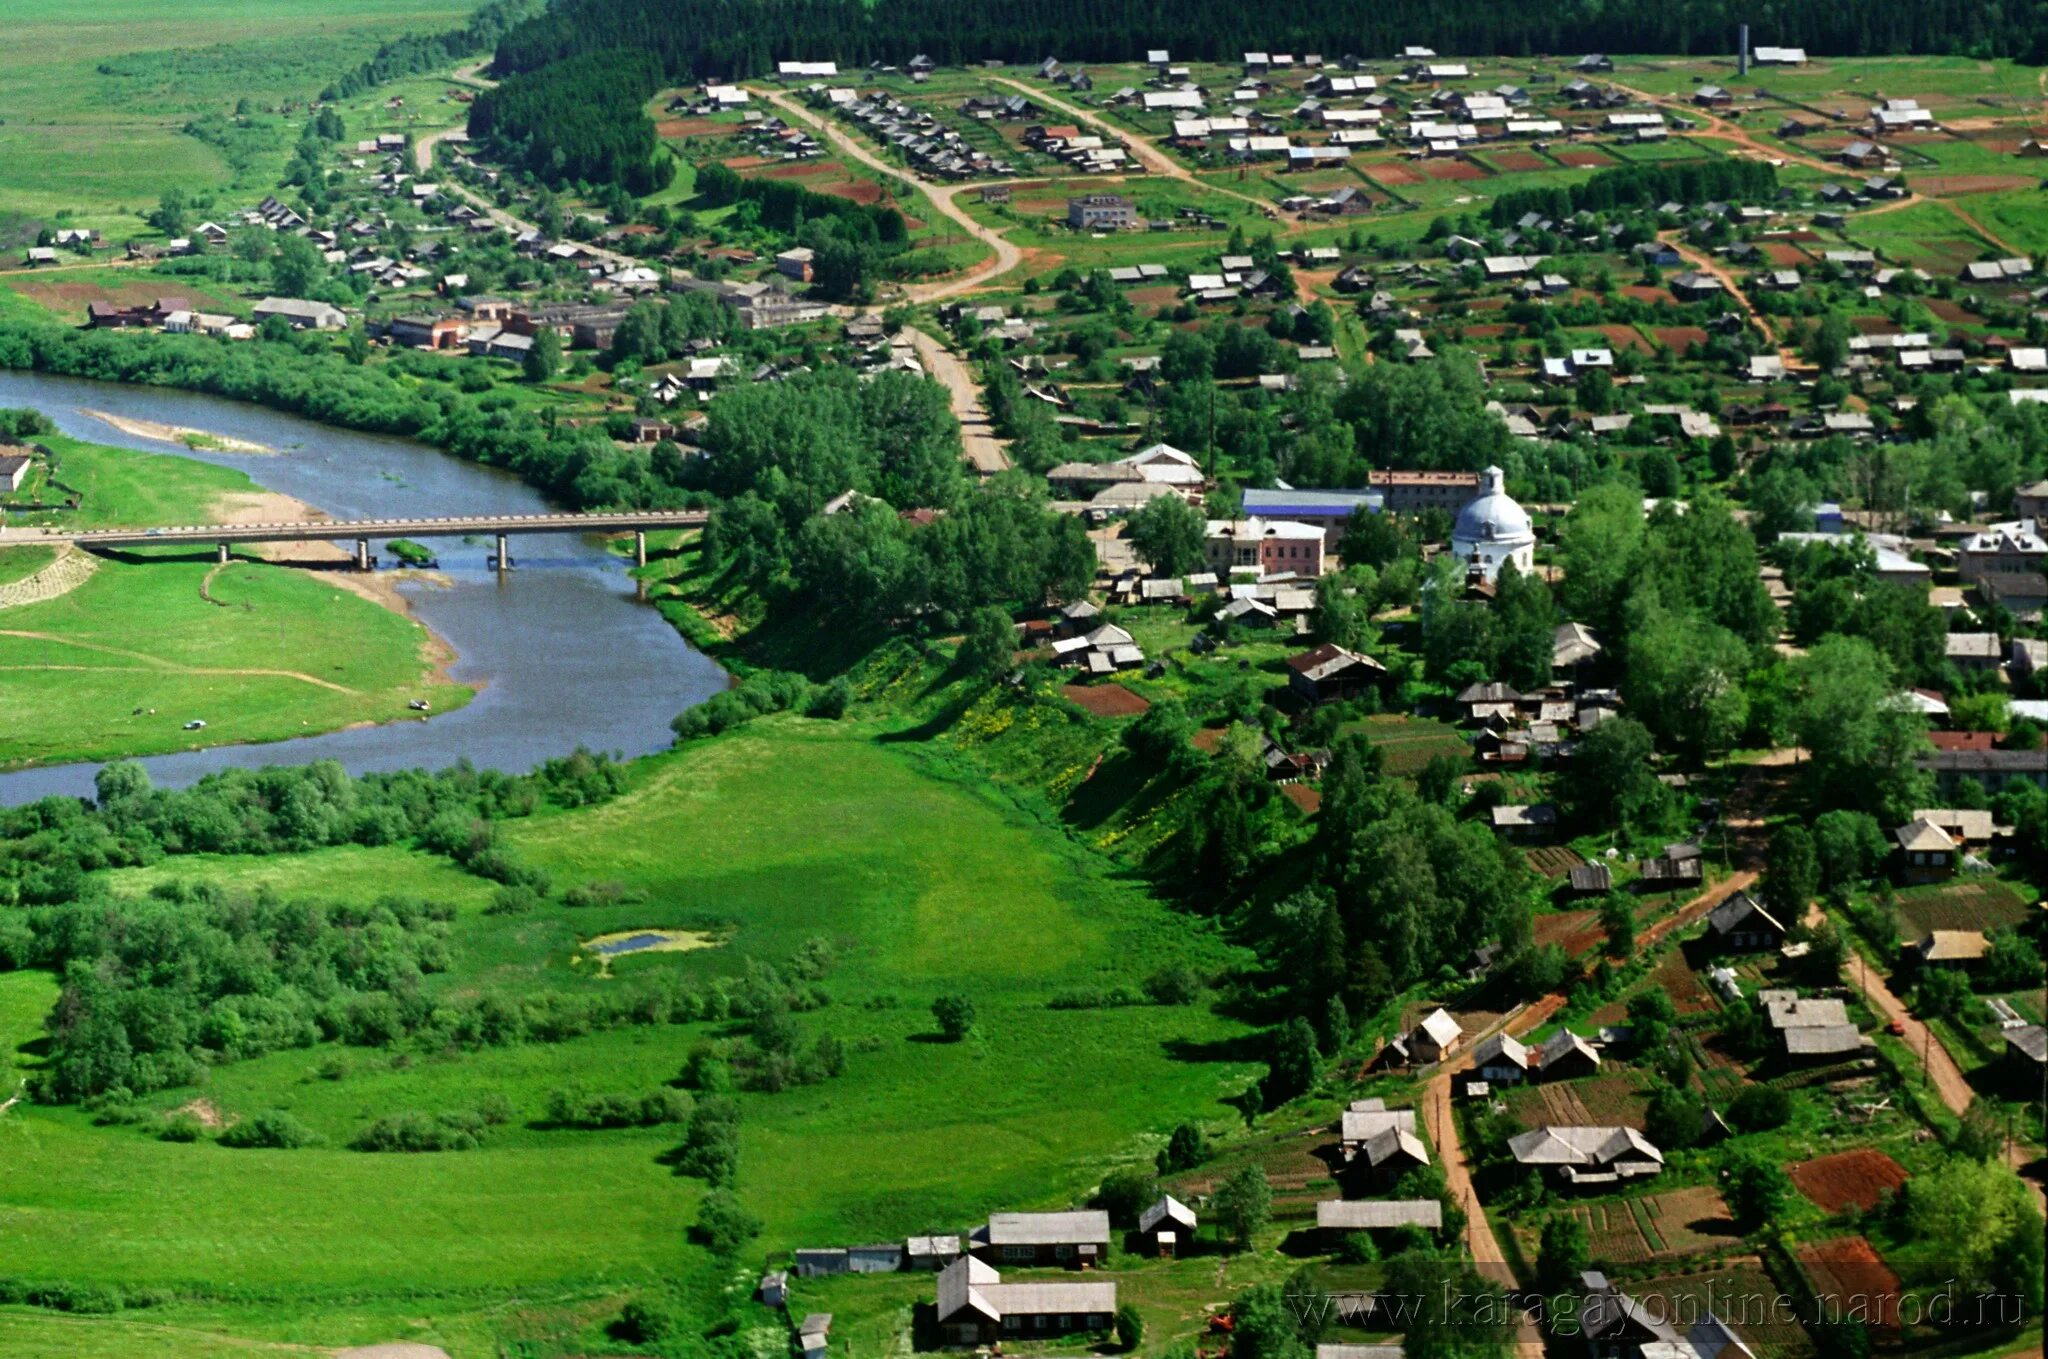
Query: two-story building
xmin=1203 ymin=517 xmax=1327 ymax=576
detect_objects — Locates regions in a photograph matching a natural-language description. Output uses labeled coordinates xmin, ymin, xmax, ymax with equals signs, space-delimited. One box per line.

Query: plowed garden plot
xmin=1762 ymin=241 xmax=1813 ymax=265
xmin=1555 ymin=149 xmax=1616 ymax=167
xmin=1894 ymin=879 xmax=2030 ymax=939
xmin=1532 ymin=909 xmax=1603 ymax=957
xmin=755 ymin=162 xmax=886 ymax=204
xmin=656 ymin=117 xmax=728 ymax=138
xmin=1654 ymin=326 xmax=1711 ymax=351
xmin=1576 ymin=1187 xmax=1739 ymax=1263
xmin=1593 ymin=323 xmax=1654 ymax=352
xmin=1592 ymin=952 xmax=1716 ymax=1025
xmin=1525 ymin=845 xmax=1588 ymax=878
xmin=1421 ymin=159 xmax=1486 ymax=180
xmin=1061 ymin=682 xmax=1149 ymax=718
xmin=1621 ymin=285 xmax=1674 ymax=304
xmin=1491 ymin=151 xmax=1549 ymax=171
xmin=1346 ymin=715 xmax=1466 ymax=776
xmin=1800 ymin=1236 xmax=1901 ymax=1330
xmin=1368 ymin=162 xmax=1424 ymax=186
xmin=1636 ymin=1262 xmax=1816 ymax=1358
xmin=1788 ymin=1149 xmax=1909 ymax=1214
xmin=1505 ymin=1074 xmax=1648 ymax=1129
xmin=1171 ymin=1126 xmax=1336 ymax=1216
xmin=1917 ymin=174 xmax=2037 ymax=195
xmin=1281 ymin=784 xmax=1322 ymax=815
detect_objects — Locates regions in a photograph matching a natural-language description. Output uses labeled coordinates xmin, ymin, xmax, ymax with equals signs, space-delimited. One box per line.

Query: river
xmin=0 ymin=370 xmax=728 ymax=803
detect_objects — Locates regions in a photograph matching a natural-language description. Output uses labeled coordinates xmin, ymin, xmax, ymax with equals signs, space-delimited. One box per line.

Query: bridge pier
xmin=217 ymin=541 xmax=229 ymax=565
xmin=494 ymin=533 xmax=511 ymax=572
xmin=634 ymin=530 xmax=647 ymax=568
xmin=355 ymin=539 xmax=371 ymax=571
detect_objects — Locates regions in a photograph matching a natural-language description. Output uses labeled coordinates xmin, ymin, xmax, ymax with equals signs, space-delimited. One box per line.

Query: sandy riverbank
xmin=82 ymin=408 xmax=277 ymax=455
xmin=209 ymin=489 xmax=466 ymax=687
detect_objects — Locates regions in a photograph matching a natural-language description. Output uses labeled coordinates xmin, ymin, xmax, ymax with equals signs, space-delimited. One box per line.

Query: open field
xmin=0 ymin=0 xmax=476 ymax=226
xmin=0 ymin=722 xmax=1255 ymax=1353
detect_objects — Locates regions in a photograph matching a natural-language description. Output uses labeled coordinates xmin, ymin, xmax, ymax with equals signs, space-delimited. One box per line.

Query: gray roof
xmin=1783 ymin=1024 xmax=1869 ymax=1055
xmin=1508 ymin=1125 xmax=1662 ymax=1167
xmin=1707 ymin=891 xmax=1784 ymax=937
xmin=1315 ymin=1199 xmax=1443 ymax=1230
xmin=1471 ymin=1031 xmax=1529 ymax=1069
xmin=1764 ymin=996 xmax=1849 ymax=1030
xmin=1139 ymin=1194 xmax=1197 ymax=1234
xmin=981 ymin=1210 xmax=1110 ymax=1246
xmin=2005 ymin=1024 xmax=2047 ymax=1064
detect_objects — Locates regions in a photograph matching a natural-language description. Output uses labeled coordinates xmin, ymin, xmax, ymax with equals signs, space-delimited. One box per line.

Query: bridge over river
xmin=10 ymin=509 xmax=710 ymax=569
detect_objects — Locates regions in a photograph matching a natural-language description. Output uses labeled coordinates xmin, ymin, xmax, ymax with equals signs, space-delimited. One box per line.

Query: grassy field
xmin=0 ymin=437 xmax=468 ymax=767
xmin=0 ymin=0 xmax=475 ymax=229
xmin=0 ymin=720 xmax=1256 ymax=1354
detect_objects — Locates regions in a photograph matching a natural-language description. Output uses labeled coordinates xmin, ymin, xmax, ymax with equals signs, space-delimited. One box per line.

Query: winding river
xmin=0 ymin=371 xmax=728 ymax=804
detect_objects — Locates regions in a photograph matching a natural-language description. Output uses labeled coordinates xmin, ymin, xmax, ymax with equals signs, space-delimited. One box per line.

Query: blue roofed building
xmin=1240 ymin=487 xmax=1382 ymax=545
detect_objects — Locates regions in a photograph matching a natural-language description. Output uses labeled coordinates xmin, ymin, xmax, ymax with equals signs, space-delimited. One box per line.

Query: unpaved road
xmin=753 ymin=88 xmax=1024 ymax=301
xmin=903 ymin=324 xmax=1011 ymax=474
xmin=985 ymin=77 xmax=1281 ymax=218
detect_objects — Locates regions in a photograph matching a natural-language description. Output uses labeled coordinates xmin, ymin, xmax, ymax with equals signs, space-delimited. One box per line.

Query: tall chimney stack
xmin=1738 ymin=24 xmax=1750 ymax=76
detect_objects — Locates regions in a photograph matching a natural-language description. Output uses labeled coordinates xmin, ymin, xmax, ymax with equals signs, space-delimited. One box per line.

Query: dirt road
xmin=753 ymin=89 xmax=1024 ymax=301
xmin=1603 ymin=81 xmax=1841 ymax=175
xmin=903 ymin=325 xmax=1011 ymax=474
xmin=985 ymin=77 xmax=1281 ymax=219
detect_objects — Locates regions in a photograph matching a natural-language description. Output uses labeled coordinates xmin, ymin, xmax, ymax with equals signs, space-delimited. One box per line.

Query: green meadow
xmin=0 ymin=721 xmax=1256 ymax=1354
xmin=0 ymin=437 xmax=468 ymax=767
xmin=0 ymin=0 xmax=475 ymax=227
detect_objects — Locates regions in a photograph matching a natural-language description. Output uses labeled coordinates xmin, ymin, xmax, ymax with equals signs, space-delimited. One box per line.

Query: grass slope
xmin=0 ymin=0 xmax=475 ymax=226
xmin=0 ymin=722 xmax=1252 ymax=1353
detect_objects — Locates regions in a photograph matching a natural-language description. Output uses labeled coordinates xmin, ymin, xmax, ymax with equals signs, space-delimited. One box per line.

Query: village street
xmin=903 ymin=323 xmax=1012 ymax=473
xmin=752 ymin=88 xmax=1026 ymax=301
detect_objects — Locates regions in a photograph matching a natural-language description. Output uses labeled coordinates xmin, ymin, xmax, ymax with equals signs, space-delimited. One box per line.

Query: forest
xmin=318 ymin=0 xmax=545 ymax=103
xmin=491 ymin=0 xmax=2048 ymax=78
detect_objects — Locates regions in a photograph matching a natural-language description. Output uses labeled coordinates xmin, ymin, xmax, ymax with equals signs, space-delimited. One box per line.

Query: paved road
xmin=3 ymin=509 xmax=708 ymax=550
xmin=903 ymin=324 xmax=1011 ymax=474
xmin=753 ymin=88 xmax=1025 ymax=301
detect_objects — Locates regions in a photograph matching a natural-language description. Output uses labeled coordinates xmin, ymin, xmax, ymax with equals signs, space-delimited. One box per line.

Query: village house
xmin=1407 ymin=1008 xmax=1462 ymax=1064
xmin=0 ymin=450 xmax=32 ymax=493
xmin=1286 ymin=644 xmax=1388 ymax=705
xmin=1469 ymin=1032 xmax=1530 ymax=1088
xmin=1340 ymin=1098 xmax=1432 ymax=1186
xmin=1893 ymin=816 xmax=1959 ymax=883
xmin=935 ymin=1256 xmax=1116 ymax=1345
xmin=1490 ymin=803 xmax=1558 ymax=840
xmin=1507 ymin=1126 xmax=1663 ymax=1188
xmin=1534 ymin=1028 xmax=1602 ymax=1082
xmin=1137 ymin=1196 xmax=1196 ymax=1257
xmin=969 ymin=1211 xmax=1110 ymax=1268
xmin=1912 ymin=929 xmax=1990 ymax=970
xmin=1705 ymin=892 xmax=1785 ymax=951
xmin=1760 ymin=990 xmax=1870 ymax=1062
xmin=1314 ymin=1199 xmax=1442 ymax=1241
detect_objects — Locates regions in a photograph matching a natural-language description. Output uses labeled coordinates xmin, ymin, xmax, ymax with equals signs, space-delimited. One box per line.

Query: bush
xmin=1115 ymin=1304 xmax=1144 ymax=1349
xmin=691 ymin=1189 xmax=762 ymax=1255
xmin=1143 ymin=963 xmax=1202 ymax=1006
xmin=157 ymin=1114 xmax=205 ymax=1143
xmin=349 ymin=1109 xmax=485 ymax=1152
xmin=219 ymin=1109 xmax=320 ymax=1149
xmin=931 ymin=993 xmax=976 ymax=1041
xmin=1726 ymin=1085 xmax=1793 ymax=1134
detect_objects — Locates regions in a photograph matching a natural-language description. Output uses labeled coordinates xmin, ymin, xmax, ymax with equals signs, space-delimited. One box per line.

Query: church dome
xmin=1454 ymin=466 xmax=1533 ymax=546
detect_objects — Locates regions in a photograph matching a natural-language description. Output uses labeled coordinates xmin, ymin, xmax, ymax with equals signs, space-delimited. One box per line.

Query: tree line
xmin=319 ymin=0 xmax=545 ymax=103
xmin=490 ymin=0 xmax=2048 ymax=84
xmin=1487 ymin=159 xmax=1780 ymax=228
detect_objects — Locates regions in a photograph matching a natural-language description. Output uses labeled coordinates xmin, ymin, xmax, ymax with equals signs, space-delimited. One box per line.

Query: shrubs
xmin=546 ymin=1086 xmax=693 ymax=1129
xmin=931 ymin=993 xmax=976 ymax=1041
xmin=1726 ymin=1085 xmax=1794 ymax=1134
xmin=219 ymin=1110 xmax=319 ymax=1150
xmin=671 ymin=670 xmax=850 ymax=742
xmin=692 ymin=1189 xmax=763 ymax=1256
xmin=675 ymin=1095 xmax=742 ymax=1184
xmin=350 ymin=1109 xmax=493 ymax=1152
